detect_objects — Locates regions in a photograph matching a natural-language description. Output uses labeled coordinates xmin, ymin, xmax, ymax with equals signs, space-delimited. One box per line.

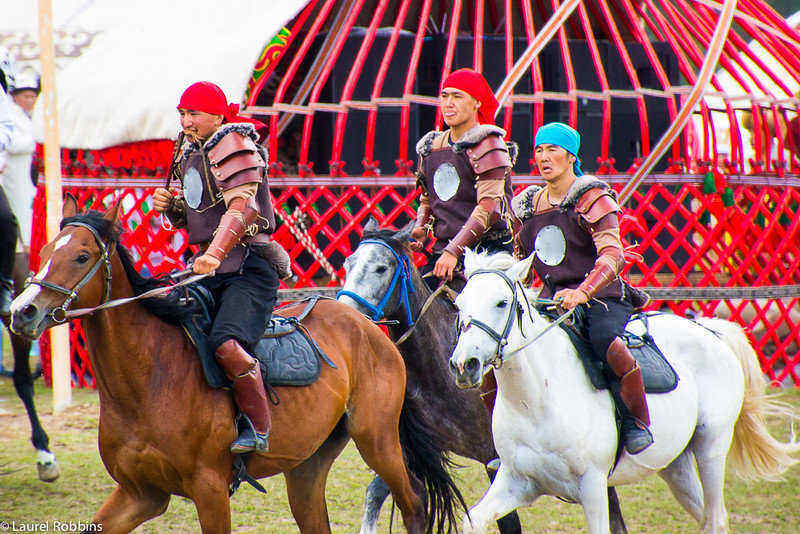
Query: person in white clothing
xmin=0 ymin=47 xmax=20 ymax=316
xmin=3 ymin=69 xmax=39 ymax=251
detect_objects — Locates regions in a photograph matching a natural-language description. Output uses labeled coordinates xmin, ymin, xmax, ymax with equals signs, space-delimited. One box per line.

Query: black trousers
xmin=0 ymin=186 xmax=18 ymax=281
xmin=199 ymin=251 xmax=279 ymax=352
xmin=583 ymin=297 xmax=634 ymax=360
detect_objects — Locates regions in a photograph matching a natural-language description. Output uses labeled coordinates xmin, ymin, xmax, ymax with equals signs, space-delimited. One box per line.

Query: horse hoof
xmin=37 ymin=460 xmax=60 ymax=482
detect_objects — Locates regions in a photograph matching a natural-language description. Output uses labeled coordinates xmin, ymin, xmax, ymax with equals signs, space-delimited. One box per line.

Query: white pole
xmin=37 ymin=0 xmax=71 ymax=413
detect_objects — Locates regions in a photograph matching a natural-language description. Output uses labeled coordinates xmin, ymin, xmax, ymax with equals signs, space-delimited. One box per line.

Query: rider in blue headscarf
xmin=510 ymin=121 xmax=654 ymax=455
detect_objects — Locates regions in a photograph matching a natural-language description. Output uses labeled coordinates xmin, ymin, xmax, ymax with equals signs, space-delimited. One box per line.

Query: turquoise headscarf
xmin=534 ymin=122 xmax=583 ymax=176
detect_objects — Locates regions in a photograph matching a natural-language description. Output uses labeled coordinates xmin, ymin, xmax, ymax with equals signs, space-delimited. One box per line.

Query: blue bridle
xmin=337 ymin=239 xmax=416 ymax=327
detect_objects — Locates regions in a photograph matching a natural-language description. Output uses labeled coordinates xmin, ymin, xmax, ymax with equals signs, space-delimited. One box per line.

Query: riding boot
xmin=0 ymin=189 xmax=17 ymax=318
xmin=606 ymin=337 xmax=653 ymax=455
xmin=215 ymin=339 xmax=271 ymax=454
xmin=0 ymin=277 xmax=13 ymax=319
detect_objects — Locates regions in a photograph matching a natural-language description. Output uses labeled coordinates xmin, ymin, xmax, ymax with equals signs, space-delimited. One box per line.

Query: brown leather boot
xmin=606 ymin=338 xmax=653 ymax=454
xmin=215 ymin=339 xmax=271 ymax=454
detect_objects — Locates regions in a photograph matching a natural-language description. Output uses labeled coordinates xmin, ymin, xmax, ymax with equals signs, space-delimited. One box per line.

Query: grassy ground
xmin=1 ymin=349 xmax=799 ymax=532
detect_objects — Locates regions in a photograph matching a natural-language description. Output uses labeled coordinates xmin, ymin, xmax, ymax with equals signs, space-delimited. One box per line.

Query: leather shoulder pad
xmin=575 ymin=187 xmax=620 ymax=224
xmin=208 ymin=132 xmax=265 ymax=183
xmin=465 ymin=134 xmax=511 ymax=175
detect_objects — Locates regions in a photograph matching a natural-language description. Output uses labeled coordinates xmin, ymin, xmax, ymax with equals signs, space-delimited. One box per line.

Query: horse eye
xmin=375 ymin=265 xmax=387 ymax=274
xmin=76 ymin=253 xmax=90 ymax=264
xmin=496 ymin=299 xmax=508 ymax=308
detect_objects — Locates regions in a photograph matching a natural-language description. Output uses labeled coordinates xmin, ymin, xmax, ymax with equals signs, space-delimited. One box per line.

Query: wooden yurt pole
xmin=37 ymin=0 xmax=71 ymax=413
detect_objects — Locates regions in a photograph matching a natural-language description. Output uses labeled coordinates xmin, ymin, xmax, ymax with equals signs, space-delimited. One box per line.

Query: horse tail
xmin=398 ymin=389 xmax=467 ymax=534
xmin=698 ymin=318 xmax=799 ymax=481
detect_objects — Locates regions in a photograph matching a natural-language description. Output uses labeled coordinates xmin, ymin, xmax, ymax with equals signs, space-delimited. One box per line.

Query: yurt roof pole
xmin=617 ymin=0 xmax=738 ymax=205
xmin=494 ymin=0 xmax=581 ymax=114
xmin=37 ymin=0 xmax=71 ymax=413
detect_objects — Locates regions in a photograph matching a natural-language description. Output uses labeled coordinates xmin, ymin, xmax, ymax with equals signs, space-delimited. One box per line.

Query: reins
xmin=460 ymin=268 xmax=573 ymax=370
xmin=24 ymin=221 xmax=208 ymax=322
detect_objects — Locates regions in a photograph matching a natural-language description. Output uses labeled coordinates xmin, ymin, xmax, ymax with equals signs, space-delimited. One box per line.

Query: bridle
xmin=337 ymin=239 xmax=415 ymax=327
xmin=25 ymin=222 xmax=113 ymax=323
xmin=458 ymin=268 xmax=574 ymax=369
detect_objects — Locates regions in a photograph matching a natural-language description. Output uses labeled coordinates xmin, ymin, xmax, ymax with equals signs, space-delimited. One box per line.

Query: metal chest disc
xmin=534 ymin=224 xmax=566 ymax=266
xmin=433 ymin=162 xmax=460 ymax=201
xmin=183 ymin=166 xmax=203 ymax=209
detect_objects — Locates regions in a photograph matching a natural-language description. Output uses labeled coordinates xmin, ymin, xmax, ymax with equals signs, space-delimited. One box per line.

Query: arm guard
xmin=205 ymin=196 xmax=259 ymax=263
xmin=443 ymin=215 xmax=487 ymax=258
xmin=208 ymin=132 xmax=265 ymax=190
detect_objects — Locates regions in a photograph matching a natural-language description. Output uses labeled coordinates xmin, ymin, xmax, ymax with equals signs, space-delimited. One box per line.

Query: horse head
xmin=10 ymin=195 xmax=121 ymax=340
xmin=449 ymin=250 xmax=535 ymax=388
xmin=338 ymin=217 xmax=415 ymax=323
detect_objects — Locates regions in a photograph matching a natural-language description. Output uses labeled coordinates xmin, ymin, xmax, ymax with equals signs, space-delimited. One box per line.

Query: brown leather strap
xmin=443 ymin=216 xmax=487 ymax=258
xmin=205 ymin=197 xmax=259 ymax=262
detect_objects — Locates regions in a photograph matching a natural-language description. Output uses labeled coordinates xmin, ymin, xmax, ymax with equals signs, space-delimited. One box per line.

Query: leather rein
xmin=25 ymin=221 xmax=205 ymax=323
xmin=460 ymin=268 xmax=574 ymax=370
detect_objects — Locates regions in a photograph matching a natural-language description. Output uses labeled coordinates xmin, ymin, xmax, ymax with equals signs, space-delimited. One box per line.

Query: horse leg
xmin=463 ymin=465 xmax=539 ymax=534
xmin=485 ymin=465 xmax=523 ymax=534
xmin=657 ymin=448 xmax=704 ymax=523
xmin=285 ymin=419 xmax=350 ymax=534
xmin=607 ymin=487 xmax=629 ymax=534
xmin=579 ymin=468 xmax=611 ymax=534
xmin=87 ymin=485 xmax=169 ymax=533
xmin=191 ymin=469 xmax=234 ymax=534
xmin=360 ymin=475 xmax=390 ymax=534
xmin=693 ymin=436 xmax=733 ymax=534
xmin=10 ymin=333 xmax=58 ymax=481
xmin=347 ymin=416 xmax=426 ymax=534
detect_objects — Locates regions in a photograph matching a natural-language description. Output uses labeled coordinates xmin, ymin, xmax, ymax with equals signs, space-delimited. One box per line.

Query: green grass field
xmin=1 ymin=355 xmax=798 ymax=533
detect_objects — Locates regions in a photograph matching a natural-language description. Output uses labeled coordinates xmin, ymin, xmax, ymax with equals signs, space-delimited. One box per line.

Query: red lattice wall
xmin=30 ymin=172 xmax=800 ymax=388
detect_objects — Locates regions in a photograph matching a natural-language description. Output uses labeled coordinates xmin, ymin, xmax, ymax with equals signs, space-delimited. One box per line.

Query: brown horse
xmin=10 ymin=198 xmax=463 ymax=534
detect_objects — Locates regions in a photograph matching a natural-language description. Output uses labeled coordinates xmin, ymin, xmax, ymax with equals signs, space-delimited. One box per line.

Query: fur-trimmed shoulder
xmin=561 ymin=174 xmax=612 ymax=208
xmin=203 ymin=122 xmax=259 ymax=152
xmin=416 ymin=130 xmax=444 ymax=158
xmin=511 ymin=185 xmax=542 ymax=221
xmin=452 ymin=124 xmax=507 ymax=152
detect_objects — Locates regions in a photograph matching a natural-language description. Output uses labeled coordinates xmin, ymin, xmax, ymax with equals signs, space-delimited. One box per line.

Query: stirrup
xmin=621 ymin=417 xmax=653 ymax=455
xmin=230 ymin=414 xmax=269 ymax=454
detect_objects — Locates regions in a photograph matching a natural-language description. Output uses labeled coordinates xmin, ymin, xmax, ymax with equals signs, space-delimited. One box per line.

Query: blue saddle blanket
xmin=544 ymin=310 xmax=678 ymax=394
xmin=178 ymin=286 xmax=336 ymax=389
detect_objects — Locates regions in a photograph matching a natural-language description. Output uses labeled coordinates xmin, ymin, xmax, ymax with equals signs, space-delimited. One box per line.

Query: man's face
xmin=534 ymin=143 xmax=574 ymax=182
xmin=179 ymin=109 xmax=223 ymax=142
xmin=12 ymin=89 xmax=38 ymax=113
xmin=440 ymin=88 xmax=479 ymax=129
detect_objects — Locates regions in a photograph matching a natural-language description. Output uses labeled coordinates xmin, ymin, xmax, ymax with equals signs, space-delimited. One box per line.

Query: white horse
xmin=449 ymin=250 xmax=799 ymax=534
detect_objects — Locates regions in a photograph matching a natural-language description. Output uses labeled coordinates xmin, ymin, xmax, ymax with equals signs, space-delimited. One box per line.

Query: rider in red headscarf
xmin=152 ymin=81 xmax=286 ymax=454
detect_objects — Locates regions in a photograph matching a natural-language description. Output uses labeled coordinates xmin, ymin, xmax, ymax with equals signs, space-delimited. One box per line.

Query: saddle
xmin=539 ymin=307 xmax=679 ymax=394
xmin=176 ymin=285 xmax=336 ymax=389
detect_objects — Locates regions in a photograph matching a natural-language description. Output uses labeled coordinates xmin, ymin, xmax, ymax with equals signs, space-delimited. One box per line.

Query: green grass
xmin=1 ymin=373 xmax=799 ymax=532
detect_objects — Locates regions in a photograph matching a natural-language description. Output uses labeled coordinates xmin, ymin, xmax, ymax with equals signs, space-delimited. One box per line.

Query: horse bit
xmin=25 ymin=222 xmax=114 ymax=323
xmin=459 ymin=268 xmax=574 ymax=369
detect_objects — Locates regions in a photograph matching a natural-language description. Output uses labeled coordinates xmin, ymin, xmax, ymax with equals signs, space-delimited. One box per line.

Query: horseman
xmin=152 ymin=81 xmax=282 ymax=454
xmin=408 ymin=68 xmax=515 ymax=464
xmin=511 ymin=122 xmax=653 ymax=454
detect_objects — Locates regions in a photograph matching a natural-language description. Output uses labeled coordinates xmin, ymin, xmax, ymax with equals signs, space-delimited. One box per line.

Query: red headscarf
xmin=177 ymin=81 xmax=266 ymax=139
xmin=441 ymin=69 xmax=499 ymax=125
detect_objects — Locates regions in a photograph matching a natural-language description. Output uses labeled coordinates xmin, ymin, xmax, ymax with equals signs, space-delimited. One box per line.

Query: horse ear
xmin=103 ymin=200 xmax=122 ymax=224
xmin=394 ymin=220 xmax=414 ymax=243
xmin=62 ymin=193 xmax=79 ymax=219
xmin=363 ymin=216 xmax=379 ymax=234
xmin=508 ymin=253 xmax=534 ymax=283
xmin=463 ymin=248 xmax=478 ymax=278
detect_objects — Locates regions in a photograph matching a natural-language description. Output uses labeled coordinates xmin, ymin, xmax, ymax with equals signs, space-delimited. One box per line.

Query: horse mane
xmin=463 ymin=249 xmax=516 ymax=277
xmin=61 ymin=211 xmax=192 ymax=325
xmin=360 ymin=227 xmax=410 ymax=252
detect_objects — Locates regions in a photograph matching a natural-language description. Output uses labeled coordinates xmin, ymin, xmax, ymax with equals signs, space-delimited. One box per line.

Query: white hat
xmin=13 ymin=69 xmax=40 ymax=93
